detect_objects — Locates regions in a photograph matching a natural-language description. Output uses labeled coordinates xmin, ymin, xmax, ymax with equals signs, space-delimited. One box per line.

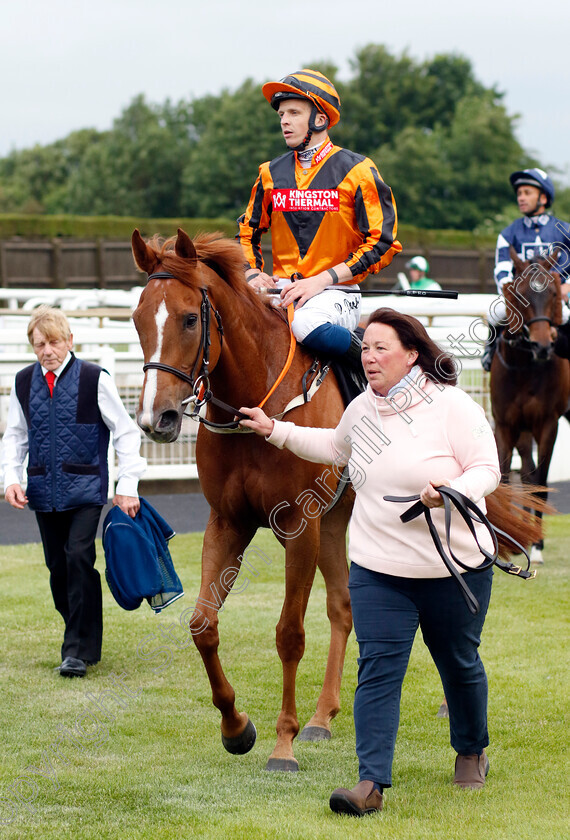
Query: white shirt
xmin=1 ymin=353 xmax=146 ymax=497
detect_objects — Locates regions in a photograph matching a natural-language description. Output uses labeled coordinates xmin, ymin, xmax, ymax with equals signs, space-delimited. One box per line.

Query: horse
xmin=490 ymin=248 xmax=570 ymax=563
xmin=131 ymin=227 xmax=354 ymax=772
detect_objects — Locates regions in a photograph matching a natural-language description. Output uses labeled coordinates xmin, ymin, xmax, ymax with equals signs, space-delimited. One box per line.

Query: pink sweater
xmin=267 ymin=373 xmax=501 ymax=578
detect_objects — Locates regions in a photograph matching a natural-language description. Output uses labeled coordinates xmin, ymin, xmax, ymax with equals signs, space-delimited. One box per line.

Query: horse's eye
xmin=183 ymin=314 xmax=198 ymax=329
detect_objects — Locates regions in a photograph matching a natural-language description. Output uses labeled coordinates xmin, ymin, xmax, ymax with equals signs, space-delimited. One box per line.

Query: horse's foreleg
xmin=190 ymin=515 xmax=257 ymax=753
xmin=298 ymin=499 xmax=352 ymax=742
xmin=493 ymin=423 xmax=516 ymax=482
xmin=266 ymin=527 xmax=321 ymax=772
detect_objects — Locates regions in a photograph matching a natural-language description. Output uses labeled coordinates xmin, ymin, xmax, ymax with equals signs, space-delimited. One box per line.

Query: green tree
xmin=0 ymin=129 xmax=102 ymax=213
xmin=65 ymin=95 xmax=194 ymax=216
xmin=0 ymin=44 xmax=552 ymax=232
xmin=180 ymin=79 xmax=283 ymax=219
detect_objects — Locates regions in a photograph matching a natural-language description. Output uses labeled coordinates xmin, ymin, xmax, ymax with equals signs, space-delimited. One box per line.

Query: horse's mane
xmin=145 ymin=232 xmax=272 ymax=316
xmin=486 ymin=482 xmax=555 ymax=558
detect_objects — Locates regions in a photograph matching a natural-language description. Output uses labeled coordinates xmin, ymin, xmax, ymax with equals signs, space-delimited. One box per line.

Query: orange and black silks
xmin=237 ymin=141 xmax=402 ymax=283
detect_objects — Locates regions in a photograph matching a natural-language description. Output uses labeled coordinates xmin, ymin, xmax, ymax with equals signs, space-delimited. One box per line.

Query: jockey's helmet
xmin=262 ymin=69 xmax=341 ymax=131
xmin=405 ymin=256 xmax=429 ymax=273
xmin=510 ymin=168 xmax=555 ymax=208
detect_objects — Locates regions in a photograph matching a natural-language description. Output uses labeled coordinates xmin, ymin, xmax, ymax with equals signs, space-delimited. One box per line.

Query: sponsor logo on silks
xmin=272 ymin=188 xmax=340 ymax=212
xmin=313 ymin=139 xmax=333 ymax=166
xmin=521 ymin=242 xmax=551 ymax=261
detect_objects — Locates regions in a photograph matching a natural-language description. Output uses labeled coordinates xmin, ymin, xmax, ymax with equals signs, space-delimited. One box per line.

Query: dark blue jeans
xmin=348 ymin=562 xmax=493 ymax=787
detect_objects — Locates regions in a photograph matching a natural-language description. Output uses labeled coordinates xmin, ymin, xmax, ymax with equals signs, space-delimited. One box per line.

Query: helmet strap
xmin=524 ymin=192 xmax=547 ymax=217
xmin=292 ymin=105 xmax=329 ymax=152
xmin=293 ymin=128 xmax=313 ymax=152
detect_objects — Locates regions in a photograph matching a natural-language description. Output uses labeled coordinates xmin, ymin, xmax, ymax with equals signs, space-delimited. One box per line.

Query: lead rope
xmin=384 ymin=486 xmax=535 ymax=615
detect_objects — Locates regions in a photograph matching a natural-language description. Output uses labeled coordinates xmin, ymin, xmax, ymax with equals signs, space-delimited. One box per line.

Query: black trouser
xmin=35 ymin=505 xmax=103 ymax=663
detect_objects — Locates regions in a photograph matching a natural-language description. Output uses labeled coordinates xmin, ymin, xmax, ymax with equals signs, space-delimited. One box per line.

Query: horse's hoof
xmin=265 ymin=757 xmax=299 ymax=772
xmin=297 ymin=725 xmax=332 ymax=742
xmin=436 ymin=701 xmax=449 ymax=718
xmin=530 ymin=545 xmax=544 ymax=565
xmin=221 ymin=718 xmax=257 ymax=755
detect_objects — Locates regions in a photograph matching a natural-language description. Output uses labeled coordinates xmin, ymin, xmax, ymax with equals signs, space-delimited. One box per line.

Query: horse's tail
xmin=486 ymin=483 xmax=556 ymax=558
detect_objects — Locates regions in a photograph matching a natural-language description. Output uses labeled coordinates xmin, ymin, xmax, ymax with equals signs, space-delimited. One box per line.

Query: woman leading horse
xmin=131 ymin=228 xmax=549 ymax=782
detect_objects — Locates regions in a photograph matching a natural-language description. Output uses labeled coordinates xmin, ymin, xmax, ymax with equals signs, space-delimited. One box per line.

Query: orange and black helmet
xmin=262 ymin=69 xmax=341 ymax=129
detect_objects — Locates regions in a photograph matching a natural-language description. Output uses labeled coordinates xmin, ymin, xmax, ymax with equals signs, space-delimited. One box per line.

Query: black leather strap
xmin=384 ymin=487 xmax=535 ymax=615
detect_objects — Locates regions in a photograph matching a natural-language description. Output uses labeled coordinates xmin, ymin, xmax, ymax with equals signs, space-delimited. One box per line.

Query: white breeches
xmin=272 ymin=281 xmax=362 ymax=341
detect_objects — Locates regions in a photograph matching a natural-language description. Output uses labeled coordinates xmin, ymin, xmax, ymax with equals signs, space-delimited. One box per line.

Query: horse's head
xmin=505 ymin=247 xmax=562 ymax=363
xmin=131 ymin=228 xmax=223 ymax=442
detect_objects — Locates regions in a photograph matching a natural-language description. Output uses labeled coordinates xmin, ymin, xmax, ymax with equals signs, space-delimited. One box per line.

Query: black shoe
xmin=60 ymin=656 xmax=87 ymax=678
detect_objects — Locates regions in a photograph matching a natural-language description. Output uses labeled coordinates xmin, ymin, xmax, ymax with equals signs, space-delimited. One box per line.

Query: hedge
xmin=0 ymin=214 xmax=497 ymax=251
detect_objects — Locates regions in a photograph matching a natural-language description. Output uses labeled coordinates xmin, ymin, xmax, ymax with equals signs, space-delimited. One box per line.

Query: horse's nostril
xmin=157 ymin=410 xmax=179 ymax=430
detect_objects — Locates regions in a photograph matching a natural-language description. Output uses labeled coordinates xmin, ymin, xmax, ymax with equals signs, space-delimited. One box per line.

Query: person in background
xmin=237 ymin=68 xmax=401 ymax=365
xmin=1 ymin=306 xmax=146 ymax=678
xmin=481 ymin=168 xmax=570 ymax=371
xmin=405 ymin=255 xmax=442 ymax=291
xmin=239 ymin=307 xmax=501 ymax=816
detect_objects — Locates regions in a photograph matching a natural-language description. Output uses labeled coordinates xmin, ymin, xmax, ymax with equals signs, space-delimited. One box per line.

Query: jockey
xmin=236 ymin=69 xmax=402 ymax=364
xmin=481 ymin=168 xmax=570 ymax=371
xmin=405 ymin=256 xmax=442 ymax=291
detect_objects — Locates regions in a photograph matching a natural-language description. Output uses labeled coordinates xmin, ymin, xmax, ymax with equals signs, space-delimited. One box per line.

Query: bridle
xmin=141 ymin=270 xmax=299 ymax=431
xmin=141 ymin=273 xmax=245 ymax=429
xmin=499 ymin=266 xmax=559 ymax=367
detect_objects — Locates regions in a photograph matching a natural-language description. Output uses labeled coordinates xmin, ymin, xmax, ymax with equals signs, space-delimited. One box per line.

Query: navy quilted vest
xmin=15 ymin=356 xmax=110 ymax=511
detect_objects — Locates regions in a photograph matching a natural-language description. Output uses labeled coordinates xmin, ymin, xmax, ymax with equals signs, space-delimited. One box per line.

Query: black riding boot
xmin=344 ymin=331 xmax=364 ymax=371
xmin=554 ymin=320 xmax=570 ymax=360
xmin=481 ymin=325 xmax=501 ymax=372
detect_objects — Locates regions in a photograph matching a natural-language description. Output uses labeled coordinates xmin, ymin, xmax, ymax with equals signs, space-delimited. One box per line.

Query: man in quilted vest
xmin=1 ymin=306 xmax=146 ymax=677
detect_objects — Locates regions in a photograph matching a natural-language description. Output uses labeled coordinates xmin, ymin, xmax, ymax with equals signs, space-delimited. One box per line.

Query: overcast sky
xmin=1 ymin=0 xmax=569 ymax=184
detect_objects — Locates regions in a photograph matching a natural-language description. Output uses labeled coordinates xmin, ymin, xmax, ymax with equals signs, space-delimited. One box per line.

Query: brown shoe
xmin=329 ymin=780 xmax=383 ymax=816
xmin=453 ymin=750 xmax=490 ymax=789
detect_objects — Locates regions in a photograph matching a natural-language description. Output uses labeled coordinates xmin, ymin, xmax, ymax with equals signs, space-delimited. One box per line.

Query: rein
xmin=384 ymin=486 xmax=535 ymax=615
xmin=142 ymin=271 xmax=298 ymax=431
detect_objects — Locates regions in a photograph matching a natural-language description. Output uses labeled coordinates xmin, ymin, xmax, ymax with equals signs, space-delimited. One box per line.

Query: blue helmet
xmin=509 ymin=168 xmax=555 ymax=208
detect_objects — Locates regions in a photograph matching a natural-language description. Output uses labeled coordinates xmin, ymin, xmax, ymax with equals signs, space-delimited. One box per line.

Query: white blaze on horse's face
xmin=139 ymin=299 xmax=169 ymax=429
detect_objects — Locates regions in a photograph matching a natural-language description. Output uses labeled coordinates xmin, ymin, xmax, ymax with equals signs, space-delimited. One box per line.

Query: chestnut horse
xmin=490 ymin=250 xmax=570 ymax=563
xmin=131 ymin=228 xmax=353 ymax=772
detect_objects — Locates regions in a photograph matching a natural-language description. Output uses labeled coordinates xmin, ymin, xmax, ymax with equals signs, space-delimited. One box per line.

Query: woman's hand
xmin=420 ymin=478 xmax=451 ymax=508
xmin=238 ymin=406 xmax=275 ymax=437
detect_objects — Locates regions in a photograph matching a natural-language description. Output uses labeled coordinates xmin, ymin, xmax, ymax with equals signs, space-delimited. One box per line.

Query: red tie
xmin=45 ymin=370 xmax=56 ymax=396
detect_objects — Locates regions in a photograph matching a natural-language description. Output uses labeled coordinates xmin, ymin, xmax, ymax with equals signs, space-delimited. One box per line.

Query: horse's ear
xmin=510 ymin=245 xmax=525 ymax=274
xmin=175 ymin=228 xmax=197 ymax=262
xmin=132 ymin=229 xmax=156 ymax=274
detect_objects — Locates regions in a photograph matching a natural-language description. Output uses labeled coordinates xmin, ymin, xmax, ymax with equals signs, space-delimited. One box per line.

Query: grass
xmin=0 ymin=515 xmax=568 ymax=839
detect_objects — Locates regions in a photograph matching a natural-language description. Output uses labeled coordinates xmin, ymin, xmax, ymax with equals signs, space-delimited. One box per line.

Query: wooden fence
xmin=0 ymin=238 xmax=497 ymax=294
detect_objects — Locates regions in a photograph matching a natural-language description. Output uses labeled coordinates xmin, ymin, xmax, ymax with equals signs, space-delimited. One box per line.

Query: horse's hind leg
xmin=529 ymin=420 xmax=560 ymax=562
xmin=189 ymin=514 xmax=257 ymax=754
xmin=266 ymin=525 xmax=322 ymax=772
xmin=298 ymin=498 xmax=352 ymax=742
